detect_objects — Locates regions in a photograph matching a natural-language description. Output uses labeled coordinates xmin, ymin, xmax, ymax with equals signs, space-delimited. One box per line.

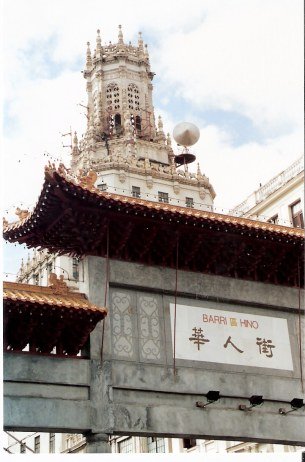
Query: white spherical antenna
xmin=173 ymin=122 xmax=200 ymax=147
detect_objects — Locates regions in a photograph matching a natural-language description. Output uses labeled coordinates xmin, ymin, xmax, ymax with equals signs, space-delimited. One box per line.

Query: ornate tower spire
xmin=81 ymin=28 xmax=156 ymax=144
xmin=86 ymin=42 xmax=92 ymax=70
xmin=96 ymin=29 xmax=102 ymax=58
xmin=144 ymin=43 xmax=149 ymax=58
xmin=72 ymin=131 xmax=79 ymax=155
xmin=158 ymin=115 xmax=163 ymax=131
xmin=138 ymin=31 xmax=144 ymax=52
xmin=156 ymin=115 xmax=165 ymax=143
xmin=118 ymin=25 xmax=124 ymax=44
xmin=197 ymin=162 xmax=202 ymax=177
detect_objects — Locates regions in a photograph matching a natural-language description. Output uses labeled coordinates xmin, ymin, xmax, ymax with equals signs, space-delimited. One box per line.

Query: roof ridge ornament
xmin=58 ymin=162 xmax=69 ymax=176
xmin=45 ymin=160 xmax=56 ymax=172
xmin=78 ymin=169 xmax=98 ymax=190
xmin=49 ymin=272 xmax=69 ymax=295
xmin=15 ymin=207 xmax=30 ymax=221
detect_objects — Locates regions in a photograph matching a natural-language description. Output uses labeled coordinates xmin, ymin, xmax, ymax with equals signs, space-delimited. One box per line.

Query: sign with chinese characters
xmin=170 ymin=304 xmax=293 ymax=370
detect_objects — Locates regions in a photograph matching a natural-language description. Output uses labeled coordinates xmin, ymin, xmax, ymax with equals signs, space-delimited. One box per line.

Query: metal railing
xmin=232 ymin=157 xmax=304 ymax=216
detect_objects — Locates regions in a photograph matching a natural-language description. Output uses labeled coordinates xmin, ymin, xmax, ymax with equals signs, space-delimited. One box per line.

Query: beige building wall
xmin=231 ymin=157 xmax=304 ymax=228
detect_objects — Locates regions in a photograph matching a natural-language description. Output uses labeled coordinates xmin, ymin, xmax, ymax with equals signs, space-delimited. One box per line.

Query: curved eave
xmin=3 ymin=167 xmax=305 ymax=288
xmin=3 ymin=281 xmax=107 ymax=355
xmin=4 ymin=167 xmax=304 ymax=240
xmin=4 ymin=294 xmax=107 ymax=315
xmin=3 ymin=282 xmax=107 ymax=315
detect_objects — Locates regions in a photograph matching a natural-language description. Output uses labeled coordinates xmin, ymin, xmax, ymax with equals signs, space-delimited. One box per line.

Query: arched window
xmin=114 ymin=113 xmax=122 ymax=135
xmin=114 ymin=113 xmax=121 ymax=128
xmin=135 ymin=115 xmax=141 ymax=131
xmin=106 ymin=83 xmax=120 ymax=112
xmin=127 ymin=83 xmax=140 ymax=111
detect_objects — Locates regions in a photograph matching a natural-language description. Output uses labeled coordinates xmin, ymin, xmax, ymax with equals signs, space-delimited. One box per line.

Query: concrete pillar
xmin=85 ymin=433 xmax=111 ymax=453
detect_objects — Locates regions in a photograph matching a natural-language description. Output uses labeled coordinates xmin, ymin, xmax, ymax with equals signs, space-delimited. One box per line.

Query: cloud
xmin=154 ymin=0 xmax=303 ymax=132
xmin=195 ymin=125 xmax=303 ymax=210
xmin=3 ymin=70 xmax=86 ymax=217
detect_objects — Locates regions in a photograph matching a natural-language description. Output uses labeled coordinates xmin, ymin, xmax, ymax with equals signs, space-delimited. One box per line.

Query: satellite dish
xmin=173 ymin=122 xmax=200 ymax=147
xmin=173 ymin=122 xmax=199 ymax=167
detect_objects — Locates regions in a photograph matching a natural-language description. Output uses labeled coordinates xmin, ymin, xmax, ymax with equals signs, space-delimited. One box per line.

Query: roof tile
xmin=3 ymin=281 xmax=107 ymax=316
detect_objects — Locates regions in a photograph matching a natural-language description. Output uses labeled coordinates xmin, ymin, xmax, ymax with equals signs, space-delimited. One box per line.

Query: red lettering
xmin=203 ymin=314 xmax=230 ymax=326
xmin=240 ymin=319 xmax=259 ymax=329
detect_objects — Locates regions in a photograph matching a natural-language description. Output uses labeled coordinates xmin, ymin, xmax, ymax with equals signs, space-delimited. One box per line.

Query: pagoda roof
xmin=3 ymin=165 xmax=304 ymax=288
xmin=4 ymin=276 xmax=107 ymax=355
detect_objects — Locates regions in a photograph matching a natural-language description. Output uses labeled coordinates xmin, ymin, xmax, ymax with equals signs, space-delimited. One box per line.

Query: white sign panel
xmin=170 ymin=304 xmax=293 ymax=370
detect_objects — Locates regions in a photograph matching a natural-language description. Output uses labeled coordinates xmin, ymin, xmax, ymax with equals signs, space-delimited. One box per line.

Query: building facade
xmin=231 ymin=156 xmax=304 ymax=228
xmin=4 ymin=431 xmax=63 ymax=454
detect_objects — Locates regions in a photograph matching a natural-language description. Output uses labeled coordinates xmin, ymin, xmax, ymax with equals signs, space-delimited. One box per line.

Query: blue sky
xmin=2 ymin=0 xmax=304 ymax=280
xmin=153 ymin=83 xmax=263 ymax=148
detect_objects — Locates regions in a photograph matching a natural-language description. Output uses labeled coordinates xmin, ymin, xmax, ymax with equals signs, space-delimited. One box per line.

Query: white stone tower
xmin=71 ymin=26 xmax=215 ymax=210
xmin=16 ymin=26 xmax=216 ymax=286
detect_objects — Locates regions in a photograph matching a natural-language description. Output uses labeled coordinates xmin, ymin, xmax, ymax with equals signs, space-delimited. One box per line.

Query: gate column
xmin=85 ymin=433 xmax=111 ymax=453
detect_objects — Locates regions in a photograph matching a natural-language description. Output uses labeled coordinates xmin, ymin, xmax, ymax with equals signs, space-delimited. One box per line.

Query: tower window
xmin=183 ymin=438 xmax=196 ymax=449
xmin=267 ymin=214 xmax=279 ymax=224
xmin=34 ymin=436 xmax=40 ymax=453
xmin=33 ymin=273 xmax=39 ymax=285
xmin=147 ymin=437 xmax=165 ymax=453
xmin=158 ymin=191 xmax=169 ymax=203
xmin=20 ymin=443 xmax=26 ymax=453
xmin=49 ymin=433 xmax=55 ymax=453
xmin=135 ymin=115 xmax=141 ymax=131
xmin=106 ymin=83 xmax=120 ymax=112
xmin=47 ymin=262 xmax=53 ymax=278
xmin=72 ymin=258 xmax=79 ymax=281
xmin=114 ymin=113 xmax=122 ymax=134
xmin=97 ymin=183 xmax=107 ymax=191
xmin=118 ymin=437 xmax=133 ymax=453
xmin=186 ymin=197 xmax=194 ymax=208
xmin=132 ymin=186 xmax=141 ymax=198
xmin=290 ymin=200 xmax=304 ymax=228
xmin=127 ymin=83 xmax=140 ymax=111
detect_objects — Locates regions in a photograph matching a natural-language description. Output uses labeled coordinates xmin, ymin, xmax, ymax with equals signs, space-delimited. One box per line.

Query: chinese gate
xmin=3 ymin=168 xmax=305 ymax=452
